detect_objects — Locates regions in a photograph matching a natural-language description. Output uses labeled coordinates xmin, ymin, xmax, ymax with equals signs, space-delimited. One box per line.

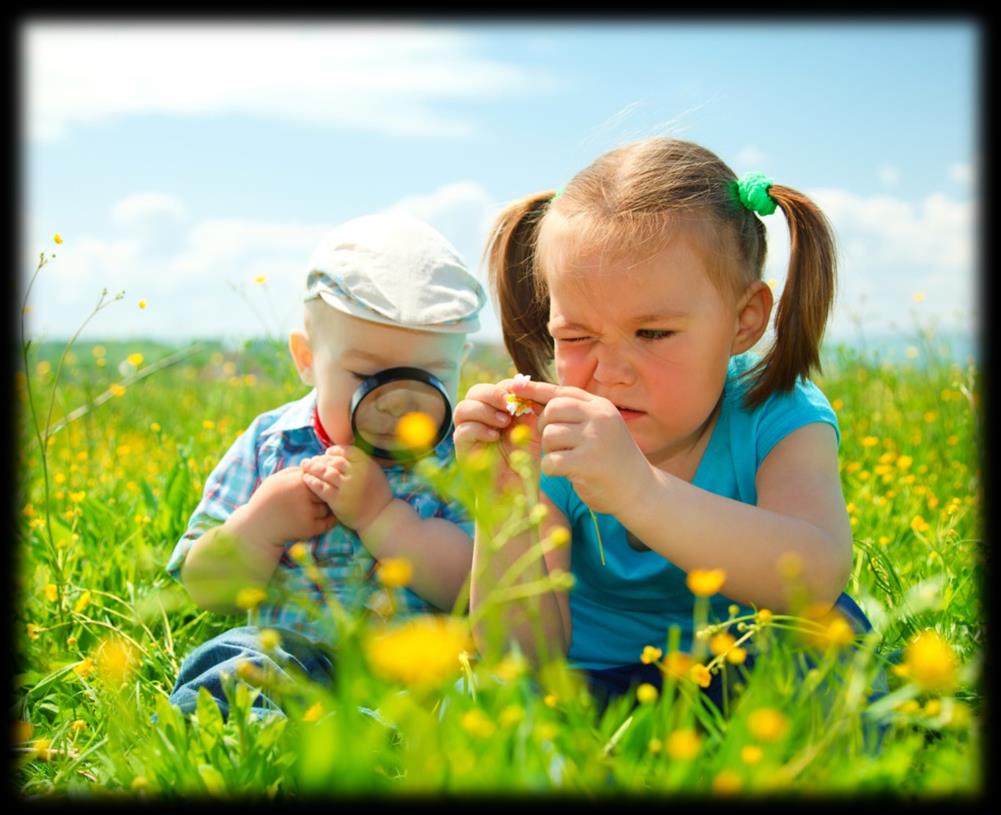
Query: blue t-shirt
xmin=540 ymin=353 xmax=840 ymax=670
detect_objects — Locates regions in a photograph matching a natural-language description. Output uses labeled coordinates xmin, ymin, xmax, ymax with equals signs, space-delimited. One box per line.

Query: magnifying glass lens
xmin=353 ymin=379 xmax=449 ymax=456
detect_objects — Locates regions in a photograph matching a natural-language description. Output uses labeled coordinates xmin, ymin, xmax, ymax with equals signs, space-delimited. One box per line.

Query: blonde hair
xmin=485 ymin=137 xmax=837 ymax=409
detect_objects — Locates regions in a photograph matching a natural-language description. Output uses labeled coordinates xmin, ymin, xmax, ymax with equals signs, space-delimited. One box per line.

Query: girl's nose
xmin=591 ymin=343 xmax=635 ymax=386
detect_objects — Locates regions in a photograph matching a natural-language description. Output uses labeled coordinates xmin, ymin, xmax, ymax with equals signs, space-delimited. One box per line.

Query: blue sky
xmin=21 ymin=20 xmax=979 ymax=351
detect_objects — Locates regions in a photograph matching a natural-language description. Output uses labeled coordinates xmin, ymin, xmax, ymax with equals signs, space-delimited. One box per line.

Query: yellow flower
xmin=70 ymin=720 xmax=87 ymax=734
xmin=640 ymin=645 xmax=662 ymax=664
xmin=896 ymin=455 xmax=913 ymax=470
xmin=14 ymin=720 xmax=33 ymax=743
xmin=73 ymin=590 xmax=92 ymax=614
xmin=138 ymin=299 xmax=147 ymax=310
xmin=364 ymin=615 xmax=471 ymax=689
xmin=69 ymin=491 xmax=86 ymax=504
xmin=709 ymin=632 xmax=736 ymax=656
xmin=543 ymin=693 xmax=558 ymax=708
xmin=910 ymin=515 xmax=931 ymax=534
xmin=712 ymin=769 xmax=742 ymax=795
xmin=545 ymin=526 xmax=571 ymax=548
xmin=499 ymin=704 xmax=525 ymax=727
xmin=660 ymin=651 xmax=695 ymax=679
xmin=636 ymin=683 xmax=659 ymax=704
xmin=202 ymin=420 xmax=215 ymax=430
xmin=741 ymin=744 xmax=764 ymax=764
xmin=504 ymin=393 xmax=535 ymax=418
xmin=726 ymin=647 xmax=748 ymax=665
xmin=894 ymin=630 xmax=957 ymax=693
xmin=395 ymin=411 xmax=437 ymax=450
xmin=95 ymin=636 xmax=137 ymax=688
xmin=376 ymin=557 xmax=414 ymax=589
xmin=461 ymin=709 xmax=496 ymax=738
xmin=110 ymin=383 xmax=126 ymax=397
xmin=494 ymin=653 xmax=528 ymax=682
xmin=254 ymin=275 xmax=267 ymax=284
xmin=127 ymin=352 xmax=144 ymax=367
xmin=666 ymin=728 xmax=702 ymax=760
xmin=913 ymin=291 xmax=926 ymax=302
xmin=289 ymin=542 xmax=310 ymax=563
xmin=690 ymin=663 xmax=712 ymax=688
xmin=36 ymin=360 xmax=52 ymax=377
xmin=747 ymin=708 xmax=789 ymax=742
xmin=686 ymin=568 xmax=726 ymax=597
xmin=235 ymin=586 xmax=268 ymax=610
xmin=756 ymin=609 xmax=773 ymax=625
xmin=53 ymin=233 xmax=64 ymax=244
xmin=258 ymin=628 xmax=282 ymax=651
xmin=302 ymin=701 xmax=323 ymax=722
xmin=73 ymin=657 xmax=94 ymax=679
xmin=509 ymin=423 xmax=533 ymax=447
xmin=131 ymin=776 xmax=149 ymax=792
xmin=45 ymin=583 xmax=58 ymax=603
xmin=32 ymin=737 xmax=54 ymax=761
xmin=861 ymin=436 xmax=880 ymax=448
xmin=799 ymin=603 xmax=856 ymax=650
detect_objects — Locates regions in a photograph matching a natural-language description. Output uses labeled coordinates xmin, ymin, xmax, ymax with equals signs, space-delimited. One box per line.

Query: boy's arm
xmin=354 ymin=501 xmax=472 ymax=611
xmin=301 ymin=447 xmax=472 ymax=610
xmin=179 ymin=468 xmax=337 ymax=614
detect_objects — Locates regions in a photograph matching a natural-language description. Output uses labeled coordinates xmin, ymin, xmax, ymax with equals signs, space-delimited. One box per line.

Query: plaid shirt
xmin=166 ymin=388 xmax=472 ymax=640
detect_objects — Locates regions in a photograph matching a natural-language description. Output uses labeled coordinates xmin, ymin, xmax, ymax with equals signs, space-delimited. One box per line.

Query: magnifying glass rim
xmin=349 ymin=366 xmax=453 ymax=461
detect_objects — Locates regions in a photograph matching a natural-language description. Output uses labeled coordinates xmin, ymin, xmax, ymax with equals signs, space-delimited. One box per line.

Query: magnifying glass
xmin=349 ymin=366 xmax=452 ymax=462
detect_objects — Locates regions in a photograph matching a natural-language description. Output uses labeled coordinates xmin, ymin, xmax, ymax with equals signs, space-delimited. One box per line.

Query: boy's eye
xmin=636 ymin=329 xmax=674 ymax=341
xmin=349 ymin=371 xmax=368 ymax=381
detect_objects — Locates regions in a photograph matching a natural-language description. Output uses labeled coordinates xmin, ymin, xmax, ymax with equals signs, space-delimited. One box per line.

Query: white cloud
xmin=877 ymin=165 xmax=900 ymax=187
xmin=23 ymin=23 xmax=557 ymax=142
xmin=949 ymin=162 xmax=973 ymax=186
xmin=23 ymin=182 xmax=505 ymax=343
xmin=733 ymin=145 xmax=766 ymax=171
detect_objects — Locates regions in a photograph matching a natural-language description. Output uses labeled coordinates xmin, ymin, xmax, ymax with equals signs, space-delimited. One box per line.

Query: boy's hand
xmin=300 ymin=445 xmax=393 ymax=533
xmin=237 ymin=466 xmax=338 ymax=548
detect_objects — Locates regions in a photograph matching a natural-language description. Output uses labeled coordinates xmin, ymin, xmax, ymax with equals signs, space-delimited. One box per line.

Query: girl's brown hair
xmin=484 ymin=137 xmax=837 ymax=409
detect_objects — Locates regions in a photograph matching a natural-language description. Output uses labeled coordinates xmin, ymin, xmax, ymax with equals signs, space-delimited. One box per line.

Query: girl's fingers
xmin=509 ymin=378 xmax=589 ymax=406
xmin=539 ymin=422 xmax=578 ymax=453
xmin=539 ymin=449 xmax=570 ymax=478
xmin=454 ymin=398 xmax=513 ymax=429
xmin=453 ymin=423 xmax=501 ymax=451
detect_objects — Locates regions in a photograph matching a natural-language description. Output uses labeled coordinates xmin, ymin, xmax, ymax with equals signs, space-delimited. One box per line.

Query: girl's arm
xmin=469 ymin=495 xmax=572 ymax=665
xmin=453 ymin=379 xmax=573 ymax=663
xmin=627 ymin=422 xmax=852 ymax=610
xmin=511 ymin=377 xmax=852 ymax=612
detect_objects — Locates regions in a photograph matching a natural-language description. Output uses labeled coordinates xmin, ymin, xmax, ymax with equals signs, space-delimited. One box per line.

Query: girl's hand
xmin=300 ymin=446 xmax=393 ymax=533
xmin=453 ymin=378 xmax=542 ymax=484
xmin=508 ymin=378 xmax=652 ymax=515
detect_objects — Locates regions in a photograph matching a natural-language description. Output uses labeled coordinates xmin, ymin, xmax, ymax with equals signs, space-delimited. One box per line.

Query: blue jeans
xmin=168 ymin=625 xmax=335 ymax=719
xmin=581 ymin=592 xmax=887 ymax=717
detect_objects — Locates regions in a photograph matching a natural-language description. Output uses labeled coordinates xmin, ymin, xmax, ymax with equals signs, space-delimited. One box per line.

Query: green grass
xmin=14 ymin=325 xmax=983 ymax=798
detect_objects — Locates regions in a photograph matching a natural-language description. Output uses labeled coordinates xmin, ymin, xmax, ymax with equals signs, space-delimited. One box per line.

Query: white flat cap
xmin=304 ymin=212 xmax=486 ymax=334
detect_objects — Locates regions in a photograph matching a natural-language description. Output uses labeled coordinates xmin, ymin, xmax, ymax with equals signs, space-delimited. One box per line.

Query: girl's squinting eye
xmin=636 ymin=329 xmax=674 ymax=341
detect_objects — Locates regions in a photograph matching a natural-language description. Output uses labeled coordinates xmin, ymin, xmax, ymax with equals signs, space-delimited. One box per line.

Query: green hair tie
xmin=551 ymin=186 xmax=564 ymax=201
xmin=735 ymin=171 xmax=777 ymax=216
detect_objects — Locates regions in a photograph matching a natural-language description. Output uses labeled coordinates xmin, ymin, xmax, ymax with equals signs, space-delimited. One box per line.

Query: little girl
xmin=454 ymin=136 xmax=874 ymax=707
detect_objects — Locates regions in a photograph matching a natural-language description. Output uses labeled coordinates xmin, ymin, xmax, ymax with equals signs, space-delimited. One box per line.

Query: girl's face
xmin=544 ymin=230 xmax=748 ymax=470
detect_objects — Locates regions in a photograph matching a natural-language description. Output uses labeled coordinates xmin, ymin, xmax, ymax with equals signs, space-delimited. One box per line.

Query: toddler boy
xmin=165 ymin=212 xmax=485 ymax=717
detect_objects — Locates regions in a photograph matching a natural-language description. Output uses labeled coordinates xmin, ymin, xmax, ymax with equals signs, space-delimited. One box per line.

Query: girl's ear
xmin=731 ymin=280 xmax=774 ymax=355
xmin=288 ymin=330 xmax=315 ymax=386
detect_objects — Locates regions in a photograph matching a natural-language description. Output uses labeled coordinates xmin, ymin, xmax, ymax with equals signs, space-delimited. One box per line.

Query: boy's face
xmin=291 ymin=304 xmax=467 ymax=448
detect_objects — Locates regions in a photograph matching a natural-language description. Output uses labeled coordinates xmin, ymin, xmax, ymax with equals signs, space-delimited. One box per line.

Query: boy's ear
xmin=289 ymin=330 xmax=315 ymax=386
xmin=731 ymin=280 xmax=773 ymax=355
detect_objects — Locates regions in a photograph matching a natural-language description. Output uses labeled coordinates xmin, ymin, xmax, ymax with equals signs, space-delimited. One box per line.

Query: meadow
xmin=14 ymin=250 xmax=983 ymax=798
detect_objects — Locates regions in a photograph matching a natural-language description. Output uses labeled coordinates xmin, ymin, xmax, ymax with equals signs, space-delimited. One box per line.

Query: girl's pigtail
xmin=484 ymin=191 xmax=557 ymax=381
xmin=744 ymin=185 xmax=837 ymax=409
